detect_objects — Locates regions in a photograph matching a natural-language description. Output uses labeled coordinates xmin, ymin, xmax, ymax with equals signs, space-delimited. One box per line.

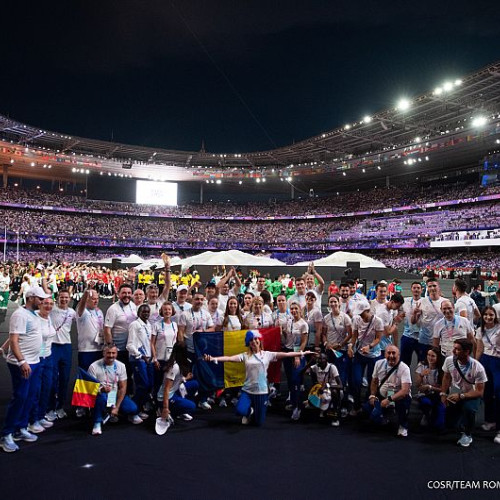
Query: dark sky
xmin=1 ymin=1 xmax=499 ymax=153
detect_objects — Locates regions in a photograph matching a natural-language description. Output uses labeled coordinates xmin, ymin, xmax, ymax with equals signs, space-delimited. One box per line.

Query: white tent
xmin=135 ymin=256 xmax=182 ymax=270
xmin=294 ymin=251 xmax=386 ymax=268
xmin=179 ymin=250 xmax=286 ymax=270
xmin=85 ymin=254 xmax=145 ymax=266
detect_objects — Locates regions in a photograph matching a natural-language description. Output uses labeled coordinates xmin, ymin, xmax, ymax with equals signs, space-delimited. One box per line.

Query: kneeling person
xmin=88 ymin=344 xmax=143 ymax=435
xmin=366 ymin=346 xmax=412 ymax=437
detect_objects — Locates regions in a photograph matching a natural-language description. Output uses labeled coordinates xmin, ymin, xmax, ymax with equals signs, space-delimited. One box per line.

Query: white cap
xmin=25 ymin=287 xmax=51 ymax=299
xmin=177 ymin=285 xmax=188 ymax=293
xmin=354 ymin=300 xmax=371 ymax=316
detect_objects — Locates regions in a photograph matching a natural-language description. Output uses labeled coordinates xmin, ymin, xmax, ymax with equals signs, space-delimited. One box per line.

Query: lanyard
xmin=191 ymin=309 xmax=204 ymax=330
xmin=54 ymin=309 xmax=70 ymax=333
xmin=358 ymin=315 xmax=375 ymax=345
xmin=119 ymin=302 xmax=135 ymax=320
xmin=444 ymin=317 xmax=458 ymax=338
xmin=103 ymin=362 xmax=118 ymax=387
xmin=87 ymin=308 xmax=103 ymax=330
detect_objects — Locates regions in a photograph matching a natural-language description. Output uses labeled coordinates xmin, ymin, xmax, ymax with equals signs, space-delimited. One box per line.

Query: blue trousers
xmin=417 ymin=342 xmax=432 ymax=362
xmin=352 ymin=352 xmax=381 ymax=410
xmin=131 ymin=358 xmax=154 ymax=409
xmin=2 ymin=362 xmax=41 ymax=436
xmin=235 ymin=391 xmax=268 ymax=426
xmin=400 ymin=336 xmax=420 ymax=367
xmin=30 ymin=355 xmax=54 ymax=423
xmin=93 ymin=393 xmax=138 ymax=423
xmin=418 ymin=394 xmax=446 ymax=429
xmin=479 ymin=354 xmax=500 ymax=428
xmin=165 ymin=380 xmax=199 ymax=416
xmin=78 ymin=351 xmax=102 ymax=372
xmin=327 ymin=350 xmax=352 ymax=394
xmin=363 ymin=395 xmax=412 ymax=428
xmin=290 ymin=357 xmax=306 ymax=410
xmin=446 ymin=398 xmax=481 ymax=435
xmin=50 ymin=343 xmax=72 ymax=411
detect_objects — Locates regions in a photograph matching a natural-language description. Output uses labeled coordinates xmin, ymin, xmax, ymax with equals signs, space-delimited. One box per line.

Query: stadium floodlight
xmin=396 ymin=98 xmax=410 ymax=111
xmin=415 ymin=137 xmax=421 ymax=143
xmin=472 ymin=116 xmax=487 ymax=127
xmin=433 ymin=87 xmax=443 ymax=96
xmin=363 ymin=115 xmax=372 ymax=123
xmin=443 ymin=81 xmax=454 ymax=92
xmin=344 ymin=124 xmax=351 ymax=130
xmin=454 ymin=79 xmax=462 ymax=86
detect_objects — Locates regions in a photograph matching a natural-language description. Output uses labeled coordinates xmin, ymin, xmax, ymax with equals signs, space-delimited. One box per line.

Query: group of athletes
xmin=1 ymin=255 xmax=499 ymax=452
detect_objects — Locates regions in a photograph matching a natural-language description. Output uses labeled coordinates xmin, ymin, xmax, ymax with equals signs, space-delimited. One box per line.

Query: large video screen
xmin=136 ymin=180 xmax=178 ymax=206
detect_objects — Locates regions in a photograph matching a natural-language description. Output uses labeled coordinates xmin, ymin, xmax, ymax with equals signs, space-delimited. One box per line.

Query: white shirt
xmin=146 ymin=297 xmax=166 ymax=324
xmin=172 ymin=301 xmax=192 ymax=321
xmin=37 ymin=314 xmax=56 ymax=358
xmin=7 ymin=307 xmax=43 ymax=365
xmin=323 ymin=311 xmax=352 ymax=349
xmin=88 ymin=359 xmax=127 ymax=392
xmin=287 ymin=293 xmax=306 ymax=309
xmin=433 ymin=315 xmax=473 ymax=356
xmin=417 ymin=296 xmax=446 ymax=345
xmin=224 ymin=315 xmax=242 ymax=332
xmin=454 ymin=295 xmax=478 ymax=325
xmin=178 ymin=308 xmax=214 ymax=352
xmin=476 ymin=324 xmax=500 ymax=358
xmin=310 ymin=362 xmax=340 ymax=386
xmin=104 ymin=301 xmax=137 ymax=350
xmin=238 ymin=350 xmax=278 ymax=395
xmin=127 ymin=318 xmax=153 ymax=358
xmin=402 ymin=297 xmax=420 ymax=340
xmin=77 ymin=307 xmax=104 ymax=352
xmin=159 ymin=363 xmax=183 ymax=400
xmin=50 ymin=305 xmax=76 ymax=344
xmin=372 ymin=359 xmax=412 ymax=397
xmin=443 ymin=356 xmax=487 ymax=393
xmin=282 ymin=318 xmax=308 ymax=350
xmin=244 ymin=312 xmax=273 ymax=329
xmin=152 ymin=320 xmax=178 ymax=361
xmin=352 ymin=315 xmax=384 ymax=358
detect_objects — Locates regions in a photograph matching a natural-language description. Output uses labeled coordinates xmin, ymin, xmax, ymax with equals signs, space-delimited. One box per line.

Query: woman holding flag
xmin=204 ymin=331 xmax=312 ymax=426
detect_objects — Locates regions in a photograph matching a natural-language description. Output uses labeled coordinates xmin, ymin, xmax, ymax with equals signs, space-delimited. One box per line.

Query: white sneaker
xmin=39 ymin=418 xmax=54 ymax=429
xmin=291 ymin=408 xmax=301 ymax=421
xmin=340 ymin=408 xmax=348 ymax=418
xmin=397 ymin=426 xmax=408 ymax=437
xmin=207 ymin=397 xmax=215 ymax=404
xmin=269 ymin=386 xmax=277 ymax=399
xmin=138 ymin=412 xmax=150 ymax=420
xmin=242 ymin=407 xmax=254 ymax=425
xmin=13 ymin=428 xmax=38 ymax=442
xmin=198 ymin=401 xmax=212 ymax=410
xmin=56 ymin=408 xmax=68 ymax=419
xmin=0 ymin=434 xmax=19 ymax=453
xmin=27 ymin=422 xmax=46 ymax=434
xmin=457 ymin=433 xmax=473 ymax=447
xmin=45 ymin=410 xmax=58 ymax=422
xmin=494 ymin=432 xmax=500 ymax=445
xmin=178 ymin=413 xmax=193 ymax=421
xmin=331 ymin=420 xmax=340 ymax=427
xmin=230 ymin=398 xmax=239 ymax=407
xmin=128 ymin=415 xmax=144 ymax=425
xmin=362 ymin=377 xmax=368 ymax=387
xmin=219 ymin=399 xmax=227 ymax=407
xmin=319 ymin=411 xmax=325 ymax=418
xmin=92 ymin=423 xmax=102 ymax=436
xmin=481 ymin=422 xmax=496 ymax=432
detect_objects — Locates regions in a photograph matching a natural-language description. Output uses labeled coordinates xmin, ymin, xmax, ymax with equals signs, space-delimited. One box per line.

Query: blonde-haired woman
xmin=204 ymin=331 xmax=311 ymax=426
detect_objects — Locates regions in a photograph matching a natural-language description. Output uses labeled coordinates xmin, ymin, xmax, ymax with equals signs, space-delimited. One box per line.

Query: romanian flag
xmin=71 ymin=368 xmax=100 ymax=408
xmin=193 ymin=327 xmax=281 ymax=391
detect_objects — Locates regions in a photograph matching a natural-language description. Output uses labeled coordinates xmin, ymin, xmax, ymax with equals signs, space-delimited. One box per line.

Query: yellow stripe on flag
xmin=74 ymin=378 xmax=100 ymax=397
xmin=223 ymin=330 xmax=247 ymax=388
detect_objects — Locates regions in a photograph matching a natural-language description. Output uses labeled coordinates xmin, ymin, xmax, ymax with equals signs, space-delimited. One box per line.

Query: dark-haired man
xmin=441 ymin=339 xmax=487 ymax=447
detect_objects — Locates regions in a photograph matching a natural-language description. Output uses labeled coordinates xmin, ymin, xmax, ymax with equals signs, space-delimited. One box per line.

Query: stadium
xmin=1 ymin=3 xmax=500 ymax=499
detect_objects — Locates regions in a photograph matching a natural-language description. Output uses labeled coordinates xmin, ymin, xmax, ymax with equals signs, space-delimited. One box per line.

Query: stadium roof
xmin=0 ymin=60 xmax=499 ymax=187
